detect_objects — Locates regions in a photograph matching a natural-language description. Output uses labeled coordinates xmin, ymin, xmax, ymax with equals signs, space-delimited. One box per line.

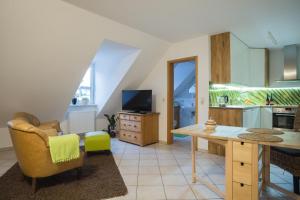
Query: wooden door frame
xmin=167 ymin=56 xmax=199 ymax=144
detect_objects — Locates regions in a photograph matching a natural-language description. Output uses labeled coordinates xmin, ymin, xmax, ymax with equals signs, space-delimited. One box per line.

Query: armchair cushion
xmin=39 ymin=120 xmax=61 ymax=132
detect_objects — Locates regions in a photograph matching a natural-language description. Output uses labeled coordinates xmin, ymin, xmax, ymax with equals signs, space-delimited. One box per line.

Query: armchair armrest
xmin=39 ymin=120 xmax=61 ymax=132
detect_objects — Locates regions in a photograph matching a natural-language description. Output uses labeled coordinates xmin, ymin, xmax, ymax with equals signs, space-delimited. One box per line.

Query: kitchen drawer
xmin=119 ymin=114 xmax=130 ymax=120
xmin=233 ymin=141 xmax=253 ymax=164
xmin=233 ymin=161 xmax=252 ymax=185
xmin=233 ymin=181 xmax=252 ymax=200
xmin=129 ymin=115 xmax=142 ymax=122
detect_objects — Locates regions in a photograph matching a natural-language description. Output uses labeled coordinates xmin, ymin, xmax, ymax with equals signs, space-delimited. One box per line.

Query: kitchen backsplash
xmin=209 ymin=85 xmax=300 ymax=106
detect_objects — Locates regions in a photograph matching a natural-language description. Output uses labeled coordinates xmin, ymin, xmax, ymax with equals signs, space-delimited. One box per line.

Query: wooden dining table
xmin=171 ymin=124 xmax=300 ymax=200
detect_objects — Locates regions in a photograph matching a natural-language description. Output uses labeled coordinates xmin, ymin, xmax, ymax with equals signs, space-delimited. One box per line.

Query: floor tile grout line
xmin=172 ymin=147 xmax=198 ymax=200
xmin=156 ymin=144 xmax=168 ymax=200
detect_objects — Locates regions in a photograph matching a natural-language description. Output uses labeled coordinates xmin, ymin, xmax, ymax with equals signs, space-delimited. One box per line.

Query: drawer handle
xmin=240 ymin=162 xmax=244 ymax=166
xmin=241 ymin=142 xmax=244 ymax=145
xmin=134 ymin=136 xmax=137 ymax=139
xmin=240 ymin=183 xmax=244 ymax=187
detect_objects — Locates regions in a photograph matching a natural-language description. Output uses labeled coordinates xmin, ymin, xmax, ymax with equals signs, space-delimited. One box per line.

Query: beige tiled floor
xmin=0 ymin=136 xmax=296 ymax=200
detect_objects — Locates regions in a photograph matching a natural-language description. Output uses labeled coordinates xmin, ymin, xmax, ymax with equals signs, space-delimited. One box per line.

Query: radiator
xmin=68 ymin=110 xmax=96 ymax=133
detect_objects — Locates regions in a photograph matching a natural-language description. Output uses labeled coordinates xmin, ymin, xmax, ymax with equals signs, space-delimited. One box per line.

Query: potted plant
xmin=104 ymin=114 xmax=118 ymax=138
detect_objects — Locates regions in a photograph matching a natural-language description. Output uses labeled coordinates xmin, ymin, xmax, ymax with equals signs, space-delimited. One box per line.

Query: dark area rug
xmin=0 ymin=153 xmax=127 ymax=200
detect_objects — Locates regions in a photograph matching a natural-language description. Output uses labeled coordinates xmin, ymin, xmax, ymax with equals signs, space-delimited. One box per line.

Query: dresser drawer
xmin=129 ymin=115 xmax=142 ymax=122
xmin=129 ymin=121 xmax=141 ymax=132
xmin=119 ymin=114 xmax=130 ymax=120
xmin=233 ymin=141 xmax=253 ymax=164
xmin=233 ymin=182 xmax=252 ymax=200
xmin=233 ymin=161 xmax=252 ymax=185
xmin=120 ymin=131 xmax=142 ymax=143
xmin=120 ymin=120 xmax=131 ymax=130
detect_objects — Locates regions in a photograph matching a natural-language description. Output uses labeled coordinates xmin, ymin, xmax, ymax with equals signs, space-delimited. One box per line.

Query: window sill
xmin=69 ymin=104 xmax=97 ymax=107
xmin=67 ymin=104 xmax=98 ymax=112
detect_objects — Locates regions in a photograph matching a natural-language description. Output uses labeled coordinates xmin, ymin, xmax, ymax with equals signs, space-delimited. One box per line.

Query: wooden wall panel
xmin=208 ymin=108 xmax=243 ymax=156
xmin=211 ymin=32 xmax=231 ymax=84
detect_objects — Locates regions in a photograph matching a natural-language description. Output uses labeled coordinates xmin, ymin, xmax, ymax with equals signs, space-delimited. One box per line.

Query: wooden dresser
xmin=118 ymin=112 xmax=159 ymax=146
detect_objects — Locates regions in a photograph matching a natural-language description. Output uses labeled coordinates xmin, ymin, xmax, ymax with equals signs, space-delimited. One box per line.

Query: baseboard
xmin=0 ymin=146 xmax=13 ymax=152
xmin=159 ymin=140 xmax=168 ymax=145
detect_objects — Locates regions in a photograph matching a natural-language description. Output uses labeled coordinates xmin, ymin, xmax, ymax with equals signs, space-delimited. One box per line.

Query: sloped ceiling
xmin=0 ymin=0 xmax=169 ymax=127
xmin=63 ymin=0 xmax=300 ymax=48
xmin=94 ymin=40 xmax=141 ymax=115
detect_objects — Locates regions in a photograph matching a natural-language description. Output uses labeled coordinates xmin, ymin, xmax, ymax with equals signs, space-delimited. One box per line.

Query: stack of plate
xmin=204 ymin=119 xmax=217 ymax=133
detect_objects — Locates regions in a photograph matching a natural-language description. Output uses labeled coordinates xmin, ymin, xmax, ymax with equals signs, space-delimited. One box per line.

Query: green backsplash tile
xmin=209 ymin=86 xmax=300 ymax=106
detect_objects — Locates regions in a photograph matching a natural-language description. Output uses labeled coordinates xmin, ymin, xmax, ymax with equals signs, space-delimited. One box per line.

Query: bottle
xmin=269 ymin=94 xmax=274 ymax=105
xmin=266 ymin=94 xmax=270 ymax=105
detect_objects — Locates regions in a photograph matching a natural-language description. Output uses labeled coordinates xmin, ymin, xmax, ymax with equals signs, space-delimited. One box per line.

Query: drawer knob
xmin=240 ymin=183 xmax=244 ymax=187
xmin=134 ymin=136 xmax=137 ymax=139
xmin=240 ymin=162 xmax=244 ymax=166
xmin=241 ymin=142 xmax=244 ymax=145
xmin=134 ymin=125 xmax=137 ymax=128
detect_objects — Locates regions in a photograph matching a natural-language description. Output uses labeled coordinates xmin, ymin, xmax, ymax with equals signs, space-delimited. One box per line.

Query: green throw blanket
xmin=49 ymin=134 xmax=80 ymax=164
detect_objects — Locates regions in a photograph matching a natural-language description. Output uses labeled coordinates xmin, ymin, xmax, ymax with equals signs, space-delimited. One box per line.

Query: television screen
xmin=122 ymin=90 xmax=152 ymax=112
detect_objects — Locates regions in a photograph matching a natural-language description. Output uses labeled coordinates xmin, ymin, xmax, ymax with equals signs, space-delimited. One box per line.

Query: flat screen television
xmin=122 ymin=90 xmax=152 ymax=113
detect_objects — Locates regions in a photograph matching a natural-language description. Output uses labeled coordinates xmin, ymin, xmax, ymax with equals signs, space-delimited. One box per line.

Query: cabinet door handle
xmin=240 ymin=183 xmax=244 ymax=187
xmin=241 ymin=142 xmax=244 ymax=145
xmin=240 ymin=162 xmax=244 ymax=166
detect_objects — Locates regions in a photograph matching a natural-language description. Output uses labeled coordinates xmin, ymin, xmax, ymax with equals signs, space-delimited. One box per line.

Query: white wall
xmin=0 ymin=128 xmax=12 ymax=149
xmin=139 ymin=35 xmax=210 ymax=149
xmin=0 ymin=0 xmax=169 ymax=148
xmin=94 ymin=40 xmax=141 ymax=115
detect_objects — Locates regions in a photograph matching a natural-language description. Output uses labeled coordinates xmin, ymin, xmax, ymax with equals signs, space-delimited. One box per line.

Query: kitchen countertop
xmin=209 ymin=105 xmax=298 ymax=109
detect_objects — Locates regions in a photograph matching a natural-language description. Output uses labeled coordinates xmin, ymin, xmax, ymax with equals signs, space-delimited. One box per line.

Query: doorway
xmin=167 ymin=56 xmax=198 ymax=144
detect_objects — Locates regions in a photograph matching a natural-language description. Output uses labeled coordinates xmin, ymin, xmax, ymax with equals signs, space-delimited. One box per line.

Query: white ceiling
xmin=63 ymin=0 xmax=300 ymax=48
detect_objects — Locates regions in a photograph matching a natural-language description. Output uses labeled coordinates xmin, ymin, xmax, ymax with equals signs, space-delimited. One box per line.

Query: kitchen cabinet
xmin=211 ymin=32 xmax=248 ymax=85
xmin=260 ymin=107 xmax=273 ymax=128
xmin=211 ymin=32 xmax=231 ymax=83
xmin=249 ymin=49 xmax=269 ymax=87
xmin=230 ymin=34 xmax=250 ymax=86
xmin=243 ymin=108 xmax=261 ymax=128
xmin=209 ymin=107 xmax=261 ymax=156
xmin=211 ymin=32 xmax=269 ymax=86
xmin=209 ymin=108 xmax=243 ymax=155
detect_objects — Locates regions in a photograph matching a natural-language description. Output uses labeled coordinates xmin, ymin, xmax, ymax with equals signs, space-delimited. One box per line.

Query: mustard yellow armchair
xmin=7 ymin=113 xmax=84 ymax=193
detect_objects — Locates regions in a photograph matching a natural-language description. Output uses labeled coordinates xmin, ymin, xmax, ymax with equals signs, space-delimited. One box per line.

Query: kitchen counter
xmin=209 ymin=105 xmax=260 ymax=110
xmin=210 ymin=105 xmax=298 ymax=109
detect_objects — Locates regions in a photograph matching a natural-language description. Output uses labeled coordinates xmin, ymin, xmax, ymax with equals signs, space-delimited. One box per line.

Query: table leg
xmin=262 ymin=146 xmax=270 ymax=188
xmin=225 ymin=141 xmax=233 ymax=200
xmin=191 ymin=136 xmax=197 ymax=183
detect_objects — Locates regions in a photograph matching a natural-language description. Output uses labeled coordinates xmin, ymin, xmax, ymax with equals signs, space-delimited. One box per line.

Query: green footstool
xmin=84 ymin=131 xmax=111 ymax=152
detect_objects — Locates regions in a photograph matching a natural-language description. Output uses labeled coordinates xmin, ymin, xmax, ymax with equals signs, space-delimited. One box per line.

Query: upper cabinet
xmin=211 ymin=32 xmax=231 ymax=84
xmin=211 ymin=32 xmax=269 ymax=87
xmin=249 ymin=48 xmax=269 ymax=87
